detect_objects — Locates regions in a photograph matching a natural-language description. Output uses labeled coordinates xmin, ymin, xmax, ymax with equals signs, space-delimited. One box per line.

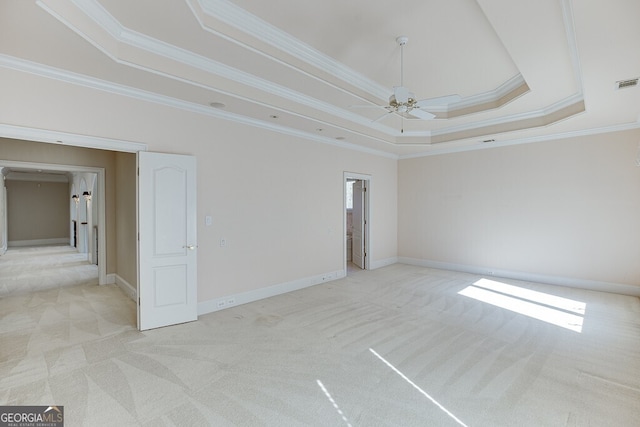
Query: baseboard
xmin=113 ymin=274 xmax=137 ymax=302
xmin=370 ymin=257 xmax=398 ymax=270
xmin=8 ymin=238 xmax=69 ymax=247
xmin=398 ymin=257 xmax=640 ymax=297
xmin=198 ymin=269 xmax=345 ymax=316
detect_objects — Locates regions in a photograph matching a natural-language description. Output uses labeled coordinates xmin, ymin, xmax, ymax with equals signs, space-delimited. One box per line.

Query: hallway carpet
xmin=0 ymin=245 xmax=98 ymax=297
xmin=1 ymin=259 xmax=639 ymax=426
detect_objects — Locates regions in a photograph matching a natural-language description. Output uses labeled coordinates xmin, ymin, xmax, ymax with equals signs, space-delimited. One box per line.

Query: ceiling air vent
xmin=615 ymin=78 xmax=638 ymax=89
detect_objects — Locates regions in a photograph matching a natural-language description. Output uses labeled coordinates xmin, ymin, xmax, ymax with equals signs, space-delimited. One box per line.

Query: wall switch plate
xmin=220 ymin=238 xmax=227 ymax=247
xmin=205 ymin=215 xmax=212 ymax=226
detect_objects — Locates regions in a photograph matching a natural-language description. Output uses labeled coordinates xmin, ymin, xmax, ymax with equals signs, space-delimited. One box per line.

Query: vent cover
xmin=616 ymin=78 xmax=638 ymax=89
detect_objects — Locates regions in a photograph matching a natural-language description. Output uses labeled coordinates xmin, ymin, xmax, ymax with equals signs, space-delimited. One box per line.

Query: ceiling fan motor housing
xmin=389 ymin=94 xmax=417 ymax=113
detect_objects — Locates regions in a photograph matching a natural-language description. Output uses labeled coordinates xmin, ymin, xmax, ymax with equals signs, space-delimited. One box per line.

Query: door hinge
xmin=138 ymin=297 xmax=140 ymax=306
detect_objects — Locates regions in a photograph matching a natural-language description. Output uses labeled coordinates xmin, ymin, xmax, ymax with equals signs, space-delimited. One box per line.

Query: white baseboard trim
xmin=398 ymin=257 xmax=640 ymax=297
xmin=8 ymin=238 xmax=69 ymax=247
xmin=105 ymin=273 xmax=116 ymax=284
xmin=198 ymin=269 xmax=345 ymax=316
xmin=370 ymin=257 xmax=398 ymax=270
xmin=113 ymin=274 xmax=137 ymax=302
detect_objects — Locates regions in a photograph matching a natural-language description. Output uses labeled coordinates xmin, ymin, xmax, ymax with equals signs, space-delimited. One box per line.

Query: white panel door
xmin=138 ymin=152 xmax=197 ymax=330
xmin=352 ymin=180 xmax=365 ymax=269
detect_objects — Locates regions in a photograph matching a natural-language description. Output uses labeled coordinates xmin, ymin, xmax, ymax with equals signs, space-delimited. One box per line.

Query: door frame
xmin=0 ymin=159 xmax=107 ymax=285
xmin=344 ymin=171 xmax=371 ymax=272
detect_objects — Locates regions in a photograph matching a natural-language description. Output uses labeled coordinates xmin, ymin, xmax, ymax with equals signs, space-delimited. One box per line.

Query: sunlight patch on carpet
xmin=459 ymin=278 xmax=585 ymax=333
xmin=317 ymin=379 xmax=352 ymax=427
xmin=369 ymin=348 xmax=469 ymax=427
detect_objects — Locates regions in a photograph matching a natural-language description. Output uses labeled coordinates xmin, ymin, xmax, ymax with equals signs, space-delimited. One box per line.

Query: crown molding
xmin=399 ymin=121 xmax=640 ymax=159
xmin=29 ymin=0 xmax=588 ymax=151
xmin=430 ymin=92 xmax=585 ymax=139
xmin=0 ymin=55 xmax=396 ymax=159
xmin=41 ymin=0 xmax=392 ymax=136
xmin=195 ymin=0 xmax=534 ymax=113
xmin=57 ymin=0 xmax=545 ymax=140
xmin=561 ymin=0 xmax=584 ymax=93
xmin=0 ymin=123 xmax=147 ymax=153
xmin=428 ymin=74 xmax=527 ymax=113
xmin=195 ymin=0 xmax=391 ymax=100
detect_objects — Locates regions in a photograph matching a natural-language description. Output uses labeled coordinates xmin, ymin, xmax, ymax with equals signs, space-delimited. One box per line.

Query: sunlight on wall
xmin=369 ymin=348 xmax=469 ymax=427
xmin=458 ymin=278 xmax=586 ymax=333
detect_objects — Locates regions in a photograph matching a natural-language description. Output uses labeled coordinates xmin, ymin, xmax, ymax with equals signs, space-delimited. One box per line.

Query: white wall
xmin=0 ymin=68 xmax=398 ymax=304
xmin=398 ymin=129 xmax=640 ymax=289
xmin=192 ymin=126 xmax=398 ymax=301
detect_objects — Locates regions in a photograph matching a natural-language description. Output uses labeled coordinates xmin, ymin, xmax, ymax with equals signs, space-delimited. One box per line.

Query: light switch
xmin=205 ymin=215 xmax=212 ymax=226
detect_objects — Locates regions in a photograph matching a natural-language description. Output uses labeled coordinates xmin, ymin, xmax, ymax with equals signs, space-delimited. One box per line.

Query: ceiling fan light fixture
xmin=351 ymin=35 xmax=458 ymax=125
xmin=389 ymin=93 xmax=417 ymax=111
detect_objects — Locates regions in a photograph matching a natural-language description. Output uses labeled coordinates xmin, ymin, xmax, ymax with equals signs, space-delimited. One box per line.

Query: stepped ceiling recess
xmin=1 ymin=0 xmax=639 ymax=157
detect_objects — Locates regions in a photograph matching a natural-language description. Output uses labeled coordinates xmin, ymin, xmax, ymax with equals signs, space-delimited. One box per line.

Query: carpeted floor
xmin=1 ymin=248 xmax=640 ymax=426
xmin=0 ymin=245 xmax=98 ymax=297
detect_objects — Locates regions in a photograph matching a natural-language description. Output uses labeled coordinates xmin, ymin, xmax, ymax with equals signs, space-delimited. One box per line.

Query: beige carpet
xmin=1 ymin=252 xmax=639 ymax=426
xmin=0 ymin=245 xmax=98 ymax=297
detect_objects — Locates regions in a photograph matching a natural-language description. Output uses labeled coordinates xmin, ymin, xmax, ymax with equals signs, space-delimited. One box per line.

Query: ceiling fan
xmin=354 ymin=36 xmax=461 ymax=128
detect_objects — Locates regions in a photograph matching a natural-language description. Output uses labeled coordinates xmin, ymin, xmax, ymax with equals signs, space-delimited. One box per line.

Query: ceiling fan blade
xmin=373 ymin=110 xmax=394 ymax=122
xmin=350 ymin=105 xmax=387 ymax=109
xmin=416 ymin=94 xmax=462 ymax=108
xmin=393 ymin=86 xmax=411 ymax=103
xmin=408 ymin=109 xmax=436 ymax=120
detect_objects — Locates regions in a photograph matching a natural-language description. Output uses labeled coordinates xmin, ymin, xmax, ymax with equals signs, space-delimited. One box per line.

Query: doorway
xmin=1 ymin=129 xmax=197 ymax=331
xmin=344 ymin=172 xmax=371 ymax=274
xmin=0 ymin=160 xmax=107 ymax=290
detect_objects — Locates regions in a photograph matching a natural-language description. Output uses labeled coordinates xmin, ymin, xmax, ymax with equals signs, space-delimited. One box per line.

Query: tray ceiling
xmin=1 ymin=0 xmax=638 ymax=157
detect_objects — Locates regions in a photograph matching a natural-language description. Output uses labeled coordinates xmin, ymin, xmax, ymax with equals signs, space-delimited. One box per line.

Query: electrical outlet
xmin=216 ymin=300 xmax=226 ymax=308
xmin=226 ymin=298 xmax=235 ymax=306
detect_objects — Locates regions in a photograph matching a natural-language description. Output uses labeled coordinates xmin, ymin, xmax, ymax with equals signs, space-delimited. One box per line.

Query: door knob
xmin=183 ymin=245 xmax=197 ymax=250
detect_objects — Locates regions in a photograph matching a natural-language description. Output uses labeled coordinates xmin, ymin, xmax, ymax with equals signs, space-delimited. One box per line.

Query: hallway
xmin=0 ymin=245 xmax=98 ymax=297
